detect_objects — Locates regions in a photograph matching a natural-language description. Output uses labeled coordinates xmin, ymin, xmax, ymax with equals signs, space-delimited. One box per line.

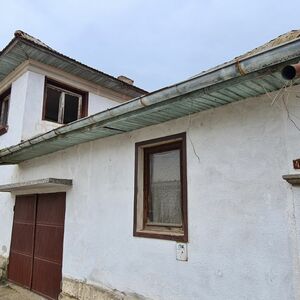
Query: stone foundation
xmin=59 ymin=277 xmax=150 ymax=300
xmin=0 ymin=256 xmax=8 ymax=283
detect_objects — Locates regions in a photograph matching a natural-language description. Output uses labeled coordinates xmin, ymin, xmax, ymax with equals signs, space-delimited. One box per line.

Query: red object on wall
xmin=293 ymin=159 xmax=300 ymax=169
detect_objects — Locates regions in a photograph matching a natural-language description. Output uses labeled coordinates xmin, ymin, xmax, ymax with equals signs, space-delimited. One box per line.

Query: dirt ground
xmin=0 ymin=283 xmax=46 ymax=300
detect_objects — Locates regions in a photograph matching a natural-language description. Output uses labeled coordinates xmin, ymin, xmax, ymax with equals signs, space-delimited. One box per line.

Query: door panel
xmin=36 ymin=193 xmax=65 ymax=225
xmin=31 ymin=258 xmax=62 ymax=300
xmin=10 ymin=223 xmax=35 ymax=255
xmin=8 ymin=252 xmax=32 ymax=288
xmin=32 ymin=193 xmax=66 ymax=300
xmin=13 ymin=195 xmax=36 ymax=222
xmin=34 ymin=226 xmax=64 ymax=264
xmin=8 ymin=193 xmax=66 ymax=300
xmin=8 ymin=195 xmax=36 ymax=288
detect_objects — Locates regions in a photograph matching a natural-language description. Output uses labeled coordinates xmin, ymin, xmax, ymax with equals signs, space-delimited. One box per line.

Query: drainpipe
xmin=281 ymin=63 xmax=300 ymax=80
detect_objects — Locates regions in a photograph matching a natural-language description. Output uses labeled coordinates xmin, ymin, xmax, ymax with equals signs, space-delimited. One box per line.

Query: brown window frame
xmin=42 ymin=78 xmax=88 ymax=124
xmin=133 ymin=133 xmax=188 ymax=242
xmin=0 ymin=87 xmax=11 ymax=136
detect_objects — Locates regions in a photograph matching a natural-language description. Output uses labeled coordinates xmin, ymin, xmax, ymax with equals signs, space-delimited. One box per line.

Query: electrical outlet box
xmin=176 ymin=243 xmax=188 ymax=261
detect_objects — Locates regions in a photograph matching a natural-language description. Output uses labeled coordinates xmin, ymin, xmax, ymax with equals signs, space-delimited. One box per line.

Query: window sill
xmin=0 ymin=125 xmax=8 ymax=136
xmin=134 ymin=228 xmax=187 ymax=242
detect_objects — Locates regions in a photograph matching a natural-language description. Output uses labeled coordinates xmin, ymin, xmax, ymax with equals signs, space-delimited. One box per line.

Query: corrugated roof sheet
xmin=0 ymin=30 xmax=147 ymax=98
xmin=0 ymin=30 xmax=300 ymax=164
xmin=237 ymin=30 xmax=300 ymax=59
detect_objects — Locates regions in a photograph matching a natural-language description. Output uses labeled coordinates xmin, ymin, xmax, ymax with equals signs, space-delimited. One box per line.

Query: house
xmin=0 ymin=29 xmax=300 ymax=300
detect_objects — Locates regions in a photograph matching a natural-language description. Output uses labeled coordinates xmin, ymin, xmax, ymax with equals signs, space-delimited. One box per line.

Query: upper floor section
xmin=0 ymin=31 xmax=147 ymax=149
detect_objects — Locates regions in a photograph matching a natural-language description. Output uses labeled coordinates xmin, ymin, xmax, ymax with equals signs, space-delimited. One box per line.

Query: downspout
xmin=282 ymin=63 xmax=300 ymax=80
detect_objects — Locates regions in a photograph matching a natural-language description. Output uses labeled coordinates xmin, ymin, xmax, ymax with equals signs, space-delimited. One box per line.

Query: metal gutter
xmin=1 ymin=36 xmax=300 ymax=164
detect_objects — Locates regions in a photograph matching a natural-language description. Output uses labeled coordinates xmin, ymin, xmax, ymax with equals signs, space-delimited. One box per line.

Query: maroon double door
xmin=8 ymin=193 xmax=66 ymax=300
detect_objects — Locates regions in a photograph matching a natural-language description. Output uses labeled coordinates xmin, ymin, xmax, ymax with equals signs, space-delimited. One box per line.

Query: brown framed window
xmin=43 ymin=78 xmax=88 ymax=124
xmin=134 ymin=133 xmax=188 ymax=242
xmin=0 ymin=88 xmax=11 ymax=135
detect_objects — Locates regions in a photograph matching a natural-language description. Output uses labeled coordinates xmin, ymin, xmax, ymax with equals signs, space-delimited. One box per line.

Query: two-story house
xmin=0 ymin=30 xmax=146 ymax=299
xmin=1 ymin=29 xmax=300 ymax=300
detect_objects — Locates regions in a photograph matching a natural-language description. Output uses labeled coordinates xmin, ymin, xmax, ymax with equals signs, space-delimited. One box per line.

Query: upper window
xmin=0 ymin=88 xmax=11 ymax=135
xmin=134 ymin=133 xmax=188 ymax=242
xmin=43 ymin=79 xmax=88 ymax=124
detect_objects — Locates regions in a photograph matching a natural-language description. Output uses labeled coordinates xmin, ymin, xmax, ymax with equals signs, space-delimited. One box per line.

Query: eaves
xmin=0 ymin=36 xmax=300 ymax=164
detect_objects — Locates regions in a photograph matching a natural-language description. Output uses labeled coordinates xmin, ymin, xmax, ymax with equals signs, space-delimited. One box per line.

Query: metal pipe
xmin=281 ymin=63 xmax=300 ymax=80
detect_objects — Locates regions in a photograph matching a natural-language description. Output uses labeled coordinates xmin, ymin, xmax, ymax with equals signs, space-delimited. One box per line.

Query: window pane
xmin=63 ymin=94 xmax=79 ymax=124
xmin=2 ymin=98 xmax=9 ymax=126
xmin=0 ymin=97 xmax=9 ymax=126
xmin=148 ymin=149 xmax=182 ymax=225
xmin=45 ymin=87 xmax=61 ymax=122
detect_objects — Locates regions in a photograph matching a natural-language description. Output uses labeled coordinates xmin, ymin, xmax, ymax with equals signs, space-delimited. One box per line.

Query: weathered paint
xmin=0 ymin=72 xmax=28 ymax=149
xmin=0 ymin=255 xmax=8 ymax=282
xmin=21 ymin=71 xmax=125 ymax=141
xmin=60 ymin=277 xmax=149 ymax=300
xmin=0 ymin=67 xmax=127 ymax=264
xmin=0 ymin=166 xmax=16 ymax=259
xmin=0 ymin=86 xmax=298 ymax=299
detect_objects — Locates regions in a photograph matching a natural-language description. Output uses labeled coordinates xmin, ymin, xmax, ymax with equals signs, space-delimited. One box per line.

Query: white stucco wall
xmin=0 ymin=166 xmax=17 ymax=258
xmin=21 ymin=71 xmax=60 ymax=140
xmin=0 ymin=69 xmax=125 ymax=260
xmin=88 ymin=92 xmax=121 ymax=115
xmin=0 ymin=72 xmax=30 ymax=256
xmin=0 ymin=72 xmax=28 ymax=149
xmin=21 ymin=71 xmax=121 ymax=141
xmin=7 ymin=87 xmax=300 ymax=300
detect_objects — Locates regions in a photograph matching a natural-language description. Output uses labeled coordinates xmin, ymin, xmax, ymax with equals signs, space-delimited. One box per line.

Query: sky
xmin=0 ymin=0 xmax=299 ymax=92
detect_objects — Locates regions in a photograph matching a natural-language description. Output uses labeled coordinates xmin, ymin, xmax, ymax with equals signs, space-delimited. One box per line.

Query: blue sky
xmin=0 ymin=1 xmax=299 ymax=91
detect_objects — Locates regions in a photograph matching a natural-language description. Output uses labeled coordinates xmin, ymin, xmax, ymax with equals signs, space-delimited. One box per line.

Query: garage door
xmin=8 ymin=193 xmax=66 ymax=300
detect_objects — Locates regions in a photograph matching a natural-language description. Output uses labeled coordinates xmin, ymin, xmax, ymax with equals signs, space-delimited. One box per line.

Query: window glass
xmin=148 ymin=149 xmax=182 ymax=226
xmin=63 ymin=94 xmax=80 ymax=123
xmin=0 ymin=92 xmax=10 ymax=129
xmin=134 ymin=134 xmax=187 ymax=242
xmin=1 ymin=97 xmax=9 ymax=126
xmin=44 ymin=87 xmax=61 ymax=122
xmin=43 ymin=80 xmax=87 ymax=124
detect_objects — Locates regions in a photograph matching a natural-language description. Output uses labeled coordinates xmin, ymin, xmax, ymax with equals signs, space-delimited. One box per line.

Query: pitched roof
xmin=191 ymin=29 xmax=300 ymax=79
xmin=237 ymin=29 xmax=300 ymax=60
xmin=14 ymin=30 xmax=54 ymax=50
xmin=0 ymin=30 xmax=147 ymax=98
xmin=0 ymin=30 xmax=300 ymax=164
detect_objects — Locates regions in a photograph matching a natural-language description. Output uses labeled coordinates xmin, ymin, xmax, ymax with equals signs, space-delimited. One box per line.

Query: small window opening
xmin=0 ymin=88 xmax=11 ymax=135
xmin=146 ymin=147 xmax=182 ymax=227
xmin=43 ymin=79 xmax=87 ymax=124
xmin=134 ymin=133 xmax=188 ymax=242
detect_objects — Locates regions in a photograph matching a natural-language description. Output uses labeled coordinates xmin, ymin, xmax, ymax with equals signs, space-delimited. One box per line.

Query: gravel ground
xmin=0 ymin=283 xmax=46 ymax=300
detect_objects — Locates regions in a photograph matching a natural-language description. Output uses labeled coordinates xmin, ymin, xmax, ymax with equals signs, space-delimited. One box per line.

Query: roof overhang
xmin=282 ymin=174 xmax=300 ymax=185
xmin=0 ymin=36 xmax=300 ymax=164
xmin=0 ymin=178 xmax=72 ymax=194
xmin=0 ymin=33 xmax=146 ymax=98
